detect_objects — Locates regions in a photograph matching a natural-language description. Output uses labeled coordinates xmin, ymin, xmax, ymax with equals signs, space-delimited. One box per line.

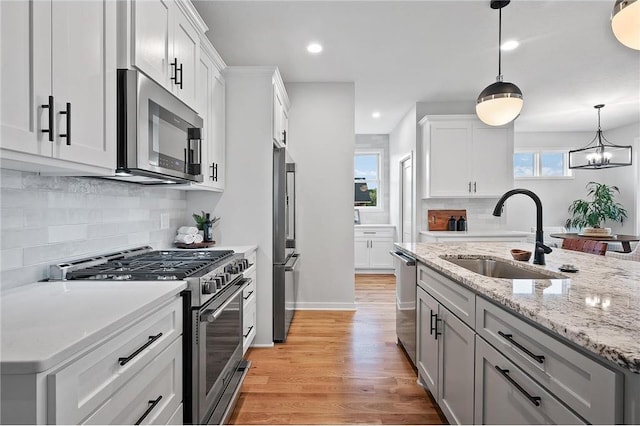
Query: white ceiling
xmin=192 ymin=0 xmax=640 ymax=134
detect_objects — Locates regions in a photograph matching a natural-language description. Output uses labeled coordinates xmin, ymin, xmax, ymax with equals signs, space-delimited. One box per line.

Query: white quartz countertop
xmin=1 ymin=280 xmax=186 ymax=374
xmin=419 ymin=230 xmax=530 ymax=237
xmin=395 ymin=241 xmax=640 ymax=374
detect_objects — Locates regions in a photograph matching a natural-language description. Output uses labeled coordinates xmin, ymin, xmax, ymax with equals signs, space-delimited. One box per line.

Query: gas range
xmin=49 ymin=246 xmax=252 ymax=307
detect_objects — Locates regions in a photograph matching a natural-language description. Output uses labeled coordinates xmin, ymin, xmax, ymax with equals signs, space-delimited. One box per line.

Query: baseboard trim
xmin=250 ymin=342 xmax=275 ymax=348
xmin=295 ymin=302 xmax=357 ymax=311
xmin=355 ymin=269 xmax=395 ymax=274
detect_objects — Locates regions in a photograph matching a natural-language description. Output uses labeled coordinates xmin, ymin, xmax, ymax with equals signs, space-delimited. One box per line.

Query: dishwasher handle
xmin=389 ymin=250 xmax=416 ymax=266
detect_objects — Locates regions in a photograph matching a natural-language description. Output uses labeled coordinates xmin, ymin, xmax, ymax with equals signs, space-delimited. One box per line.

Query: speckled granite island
xmin=394 ymin=241 xmax=640 ymax=425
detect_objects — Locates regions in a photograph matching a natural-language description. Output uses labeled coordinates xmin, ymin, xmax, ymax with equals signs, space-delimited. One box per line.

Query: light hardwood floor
xmin=229 ymin=274 xmax=445 ymax=425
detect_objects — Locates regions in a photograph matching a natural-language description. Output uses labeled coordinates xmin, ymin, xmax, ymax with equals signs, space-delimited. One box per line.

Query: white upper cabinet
xmin=420 ymin=115 xmax=513 ymax=198
xmin=272 ymin=75 xmax=290 ymax=148
xmin=0 ymin=0 xmax=116 ymax=174
xmin=132 ymin=0 xmax=171 ymax=87
xmin=132 ymin=0 xmax=200 ymax=111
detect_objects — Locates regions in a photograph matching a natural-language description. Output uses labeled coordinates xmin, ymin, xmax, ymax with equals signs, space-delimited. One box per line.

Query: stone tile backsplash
xmin=0 ymin=170 xmax=189 ymax=291
xmin=420 ymin=197 xmax=506 ymax=231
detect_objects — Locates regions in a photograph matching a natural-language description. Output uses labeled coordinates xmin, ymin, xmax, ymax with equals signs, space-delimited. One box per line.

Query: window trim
xmin=514 ymin=149 xmax=574 ymax=180
xmin=354 ymin=149 xmax=384 ymax=211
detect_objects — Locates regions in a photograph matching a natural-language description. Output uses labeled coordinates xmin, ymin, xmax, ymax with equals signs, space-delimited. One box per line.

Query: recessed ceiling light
xmin=306 ymin=43 xmax=323 ymax=54
xmin=372 ymin=111 xmax=381 ymax=119
xmin=501 ymin=40 xmax=519 ymax=51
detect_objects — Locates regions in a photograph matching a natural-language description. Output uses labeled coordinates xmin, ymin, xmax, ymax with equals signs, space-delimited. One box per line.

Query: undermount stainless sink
xmin=442 ymin=257 xmax=562 ymax=280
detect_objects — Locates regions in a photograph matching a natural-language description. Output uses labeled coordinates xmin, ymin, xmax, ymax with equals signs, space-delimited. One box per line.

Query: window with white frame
xmin=354 ymin=151 xmax=382 ymax=208
xmin=514 ymin=150 xmax=573 ymax=179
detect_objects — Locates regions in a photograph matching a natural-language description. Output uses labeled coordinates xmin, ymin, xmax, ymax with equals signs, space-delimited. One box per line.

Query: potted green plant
xmin=565 ymin=182 xmax=627 ymax=235
xmin=192 ymin=211 xmax=221 ymax=231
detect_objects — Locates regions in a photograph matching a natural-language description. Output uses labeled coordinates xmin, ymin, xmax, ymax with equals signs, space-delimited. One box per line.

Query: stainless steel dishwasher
xmin=390 ymin=250 xmax=417 ymax=367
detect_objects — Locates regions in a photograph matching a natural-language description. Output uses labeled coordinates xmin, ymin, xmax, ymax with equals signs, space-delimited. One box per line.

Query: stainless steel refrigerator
xmin=273 ymin=146 xmax=300 ymax=342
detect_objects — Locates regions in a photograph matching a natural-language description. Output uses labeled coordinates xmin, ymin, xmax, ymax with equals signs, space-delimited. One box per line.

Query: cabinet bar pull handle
xmin=243 ymin=325 xmax=254 ymax=338
xmin=495 ymin=366 xmax=541 ymax=407
xmin=170 ymin=58 xmax=178 ymax=84
xmin=214 ymin=163 xmax=218 ymax=182
xmin=282 ymin=130 xmax=287 ymax=144
xmin=429 ymin=310 xmax=436 ymax=335
xmin=59 ymin=102 xmax=71 ymax=145
xmin=41 ymin=95 xmax=54 ymax=141
xmin=243 ymin=290 xmax=254 ymax=300
xmin=118 ymin=332 xmax=163 ymax=366
xmin=430 ymin=311 xmax=442 ymax=339
xmin=177 ymin=63 xmax=183 ymax=89
xmin=134 ymin=395 xmax=163 ymax=425
xmin=363 ymin=231 xmax=376 ymax=234
xmin=473 ymin=181 xmax=477 ymax=193
xmin=498 ymin=331 xmax=545 ymax=364
xmin=468 ymin=181 xmax=472 ymax=193
xmin=210 ymin=163 xmax=215 ymax=181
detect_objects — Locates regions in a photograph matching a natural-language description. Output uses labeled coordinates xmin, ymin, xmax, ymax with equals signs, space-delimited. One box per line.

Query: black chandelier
xmin=568 ymin=105 xmax=632 ymax=169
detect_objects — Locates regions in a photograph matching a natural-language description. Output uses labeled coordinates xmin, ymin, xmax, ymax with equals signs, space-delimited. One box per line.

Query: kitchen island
xmin=395 ymin=241 xmax=639 ymax=425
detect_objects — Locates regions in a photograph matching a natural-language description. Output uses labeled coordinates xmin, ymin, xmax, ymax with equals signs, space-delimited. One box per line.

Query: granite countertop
xmin=419 ymin=230 xmax=530 ymax=237
xmin=395 ymin=241 xmax=640 ymax=374
xmin=1 ymin=280 xmax=187 ymax=374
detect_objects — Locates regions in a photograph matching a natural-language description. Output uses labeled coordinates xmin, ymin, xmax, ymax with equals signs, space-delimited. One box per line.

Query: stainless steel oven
xmin=192 ymin=278 xmax=250 ymax=425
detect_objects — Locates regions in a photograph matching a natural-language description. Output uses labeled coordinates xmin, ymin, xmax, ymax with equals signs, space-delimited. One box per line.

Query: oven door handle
xmin=200 ymin=279 xmax=250 ymax=323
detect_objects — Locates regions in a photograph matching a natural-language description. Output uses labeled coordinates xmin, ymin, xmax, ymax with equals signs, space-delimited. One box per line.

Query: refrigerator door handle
xmin=284 ymin=254 xmax=300 ymax=271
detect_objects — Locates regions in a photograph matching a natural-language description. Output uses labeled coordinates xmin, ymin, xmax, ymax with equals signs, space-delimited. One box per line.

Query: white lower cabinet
xmin=354 ymin=226 xmax=395 ymax=271
xmin=475 ymin=337 xmax=586 ymax=425
xmin=242 ymin=249 xmax=257 ymax=353
xmin=2 ymin=296 xmax=183 ymax=425
xmin=417 ymin=262 xmax=622 ymax=425
xmin=416 ymin=286 xmax=474 ymax=425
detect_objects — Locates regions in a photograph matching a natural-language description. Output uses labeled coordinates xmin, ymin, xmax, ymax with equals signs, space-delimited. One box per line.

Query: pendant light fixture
xmin=568 ymin=105 xmax=633 ymax=169
xmin=611 ymin=0 xmax=640 ymax=50
xmin=476 ymin=0 xmax=523 ymax=127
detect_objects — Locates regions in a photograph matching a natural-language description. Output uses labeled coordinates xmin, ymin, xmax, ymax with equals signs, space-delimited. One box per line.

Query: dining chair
xmin=606 ymin=244 xmax=640 ymax=262
xmin=561 ymin=239 xmax=608 ymax=255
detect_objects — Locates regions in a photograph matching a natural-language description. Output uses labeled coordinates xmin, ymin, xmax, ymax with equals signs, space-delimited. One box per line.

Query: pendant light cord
xmin=498 ymin=7 xmax=502 ymax=78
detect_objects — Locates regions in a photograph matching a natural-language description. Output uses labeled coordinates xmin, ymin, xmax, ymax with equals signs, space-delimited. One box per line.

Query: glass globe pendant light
xmin=476 ymin=0 xmax=523 ymax=126
xmin=611 ymin=0 xmax=640 ymax=50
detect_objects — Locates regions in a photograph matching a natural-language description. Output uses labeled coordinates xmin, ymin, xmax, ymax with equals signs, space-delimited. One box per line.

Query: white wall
xmin=506 ymin=123 xmax=639 ymax=235
xmin=0 ymin=170 xmax=188 ymax=291
xmin=286 ymin=82 xmax=356 ymax=310
xmin=188 ymin=67 xmax=275 ymax=346
xmin=355 ymin=134 xmax=390 ymax=224
xmin=389 ymin=106 xmax=417 ymax=241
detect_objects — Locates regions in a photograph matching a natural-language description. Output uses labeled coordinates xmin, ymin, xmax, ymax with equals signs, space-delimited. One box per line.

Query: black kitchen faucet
xmin=493 ymin=189 xmax=553 ymax=265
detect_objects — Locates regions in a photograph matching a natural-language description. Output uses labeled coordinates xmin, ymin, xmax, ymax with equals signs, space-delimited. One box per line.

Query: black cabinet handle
xmin=243 ymin=325 xmax=254 ymax=338
xmin=213 ymin=163 xmax=218 ymax=182
xmin=498 ymin=331 xmax=545 ymax=364
xmin=134 ymin=395 xmax=163 ymax=425
xmin=177 ymin=63 xmax=183 ymax=89
xmin=170 ymin=58 xmax=178 ymax=84
xmin=495 ymin=366 xmax=541 ymax=407
xmin=209 ymin=163 xmax=215 ymax=181
xmin=430 ymin=311 xmax=442 ymax=339
xmin=282 ymin=129 xmax=287 ymax=144
xmin=473 ymin=182 xmax=477 ymax=193
xmin=59 ymin=102 xmax=71 ymax=145
xmin=118 ymin=332 xmax=163 ymax=366
xmin=468 ymin=181 xmax=472 ymax=193
xmin=41 ymin=95 xmax=54 ymax=141
xmin=243 ymin=290 xmax=254 ymax=300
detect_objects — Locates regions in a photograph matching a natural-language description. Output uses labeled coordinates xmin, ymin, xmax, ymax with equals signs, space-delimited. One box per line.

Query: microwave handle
xmin=184 ymin=131 xmax=203 ymax=175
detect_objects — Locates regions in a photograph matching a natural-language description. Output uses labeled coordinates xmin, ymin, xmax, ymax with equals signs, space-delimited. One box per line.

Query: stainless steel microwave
xmin=111 ymin=69 xmax=203 ymax=184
